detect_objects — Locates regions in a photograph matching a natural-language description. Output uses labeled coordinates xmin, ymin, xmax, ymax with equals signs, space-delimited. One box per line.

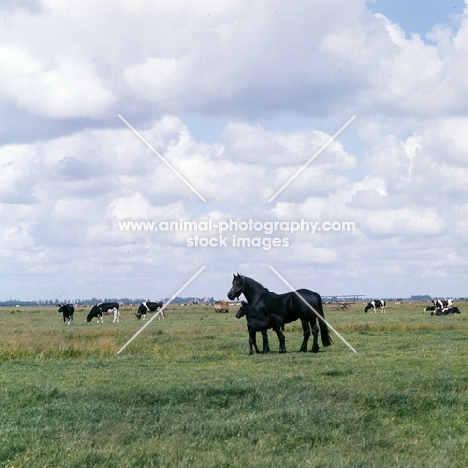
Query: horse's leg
xmin=261 ymin=330 xmax=270 ymax=354
xmin=299 ymin=319 xmax=311 ymax=352
xmin=311 ymin=322 xmax=319 ymax=353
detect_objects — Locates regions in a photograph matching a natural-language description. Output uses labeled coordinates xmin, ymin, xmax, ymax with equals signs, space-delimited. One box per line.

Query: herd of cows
xmin=57 ymin=301 xmax=164 ymax=325
xmin=364 ymin=298 xmax=460 ymax=316
xmin=423 ymin=299 xmax=460 ymax=316
xmin=56 ymin=298 xmax=460 ymax=327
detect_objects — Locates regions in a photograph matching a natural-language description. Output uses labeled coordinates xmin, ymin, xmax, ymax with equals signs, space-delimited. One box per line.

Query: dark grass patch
xmin=323 ymin=368 xmax=354 ymax=377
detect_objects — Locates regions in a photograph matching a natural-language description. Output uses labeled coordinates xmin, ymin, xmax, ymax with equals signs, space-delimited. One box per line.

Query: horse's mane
xmin=243 ymin=276 xmax=270 ymax=293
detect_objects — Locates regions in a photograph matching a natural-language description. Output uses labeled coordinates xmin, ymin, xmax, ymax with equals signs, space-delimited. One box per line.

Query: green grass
xmin=1 ymin=303 xmax=468 ymax=467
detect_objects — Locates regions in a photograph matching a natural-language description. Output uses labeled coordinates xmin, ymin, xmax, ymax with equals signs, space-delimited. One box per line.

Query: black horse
xmin=236 ymin=301 xmax=286 ymax=354
xmin=228 ymin=273 xmax=332 ymax=353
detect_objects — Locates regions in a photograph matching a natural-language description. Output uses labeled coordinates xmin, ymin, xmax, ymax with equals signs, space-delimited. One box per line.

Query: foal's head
xmin=235 ymin=301 xmax=249 ymax=319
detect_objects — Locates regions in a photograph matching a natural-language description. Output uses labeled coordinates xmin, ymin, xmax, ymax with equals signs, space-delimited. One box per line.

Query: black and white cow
xmin=432 ymin=299 xmax=454 ymax=309
xmin=109 ymin=307 xmax=121 ymax=323
xmin=87 ymin=302 xmax=120 ymax=323
xmin=58 ymin=303 xmax=74 ymax=325
xmin=364 ymin=300 xmax=386 ymax=313
xmin=135 ymin=301 xmax=164 ymax=320
xmin=431 ymin=306 xmax=460 ymax=316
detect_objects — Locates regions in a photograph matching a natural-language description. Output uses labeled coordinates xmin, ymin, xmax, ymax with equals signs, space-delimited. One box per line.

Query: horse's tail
xmin=320 ymin=319 xmax=333 ymax=347
xmin=316 ymin=296 xmax=333 ymax=347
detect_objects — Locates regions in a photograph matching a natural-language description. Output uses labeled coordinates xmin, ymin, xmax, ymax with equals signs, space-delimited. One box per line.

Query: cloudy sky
xmin=1 ymin=0 xmax=467 ymax=302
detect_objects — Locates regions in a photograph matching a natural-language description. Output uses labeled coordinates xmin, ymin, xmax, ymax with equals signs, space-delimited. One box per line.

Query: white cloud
xmin=359 ymin=207 xmax=442 ymax=236
xmin=1 ymin=0 xmax=468 ymax=299
xmin=0 ymin=47 xmax=114 ymax=118
xmin=0 ymin=144 xmax=39 ymax=204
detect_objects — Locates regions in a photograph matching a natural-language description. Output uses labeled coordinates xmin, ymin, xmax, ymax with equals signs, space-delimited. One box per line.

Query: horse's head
xmin=228 ymin=273 xmax=244 ymax=300
xmin=235 ymin=300 xmax=249 ymax=319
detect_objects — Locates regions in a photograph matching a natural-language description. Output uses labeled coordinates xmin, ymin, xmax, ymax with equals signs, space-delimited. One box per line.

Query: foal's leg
xmin=273 ymin=327 xmax=286 ymax=353
xmin=269 ymin=315 xmax=286 ymax=353
xmin=248 ymin=330 xmax=260 ymax=354
xmin=299 ymin=318 xmax=311 ymax=352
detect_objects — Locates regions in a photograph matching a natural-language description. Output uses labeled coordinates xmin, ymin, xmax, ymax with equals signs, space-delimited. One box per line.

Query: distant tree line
xmin=3 ymin=295 xmax=466 ymax=307
xmin=0 ymin=296 xmax=216 ymax=306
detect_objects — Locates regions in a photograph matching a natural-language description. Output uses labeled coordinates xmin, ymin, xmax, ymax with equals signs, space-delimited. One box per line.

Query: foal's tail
xmin=317 ymin=296 xmax=333 ymax=347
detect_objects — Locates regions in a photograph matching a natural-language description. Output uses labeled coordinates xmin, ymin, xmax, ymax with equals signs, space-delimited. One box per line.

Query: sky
xmin=1 ymin=0 xmax=467 ymax=302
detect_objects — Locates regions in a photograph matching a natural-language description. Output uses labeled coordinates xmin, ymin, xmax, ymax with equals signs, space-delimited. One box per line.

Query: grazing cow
xmin=109 ymin=307 xmax=121 ymax=323
xmin=87 ymin=302 xmax=120 ymax=323
xmin=432 ymin=299 xmax=454 ymax=309
xmin=154 ymin=307 xmax=165 ymax=320
xmin=87 ymin=306 xmax=103 ymax=323
xmin=58 ymin=303 xmax=74 ymax=325
xmin=135 ymin=301 xmax=164 ymax=320
xmin=236 ymin=301 xmax=286 ymax=354
xmin=364 ymin=300 xmax=386 ymax=313
xmin=431 ymin=306 xmax=460 ymax=316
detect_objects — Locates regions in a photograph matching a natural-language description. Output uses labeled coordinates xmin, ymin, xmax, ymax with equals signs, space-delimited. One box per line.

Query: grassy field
xmin=1 ymin=302 xmax=468 ymax=467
